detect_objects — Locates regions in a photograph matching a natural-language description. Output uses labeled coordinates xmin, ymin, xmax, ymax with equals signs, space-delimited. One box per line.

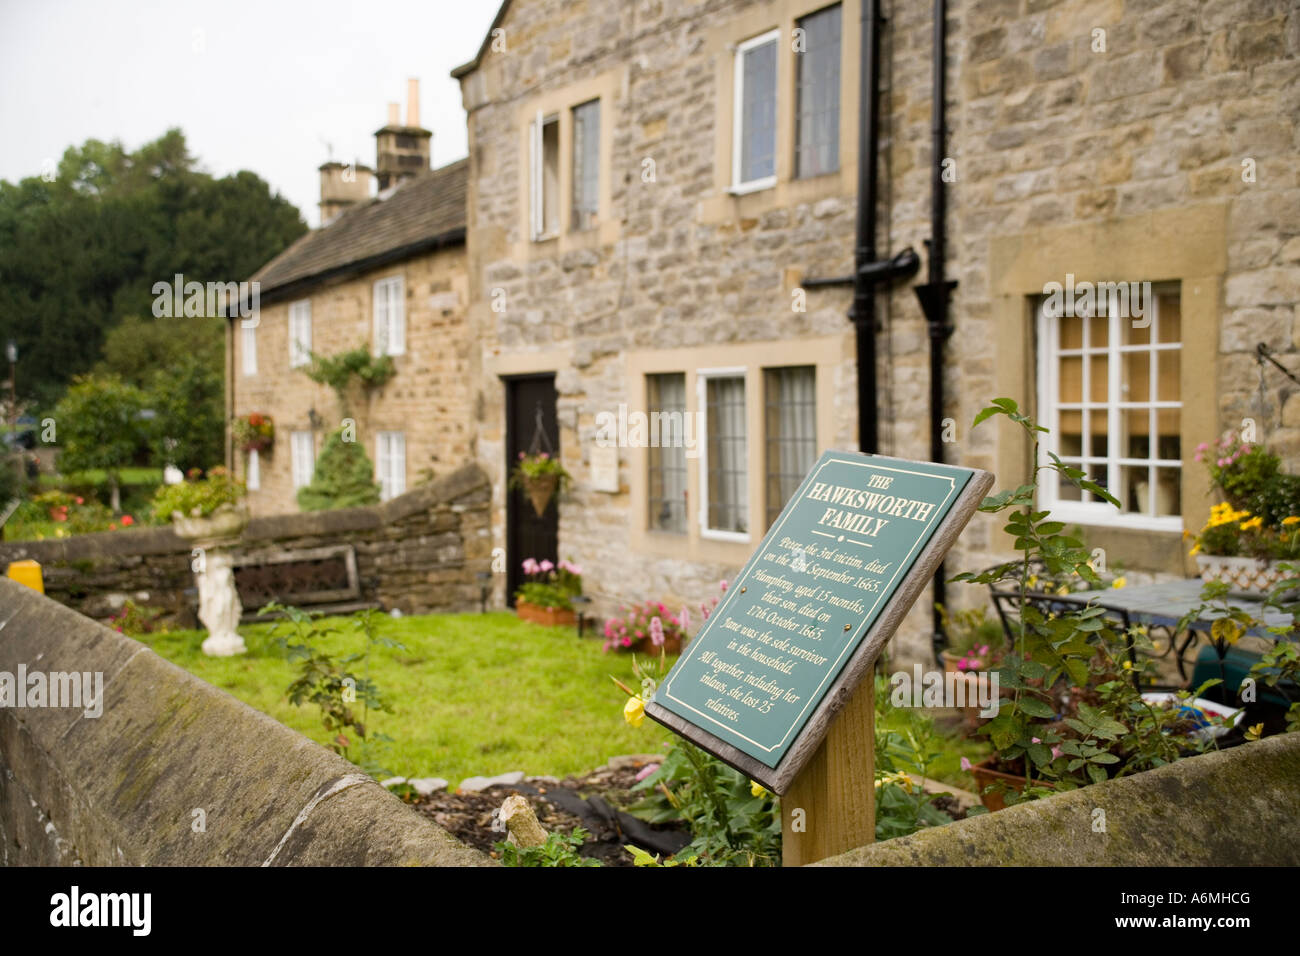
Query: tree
xmin=49 ymin=376 xmax=149 ymax=511
xmin=95 ymin=314 xmax=224 ymax=472
xmin=0 ymin=129 xmax=306 ymax=409
xmin=296 ymin=430 xmax=382 ymax=512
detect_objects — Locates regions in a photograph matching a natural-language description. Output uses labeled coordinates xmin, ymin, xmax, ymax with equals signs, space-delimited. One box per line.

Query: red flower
xmin=121 ymin=515 xmax=134 ymax=526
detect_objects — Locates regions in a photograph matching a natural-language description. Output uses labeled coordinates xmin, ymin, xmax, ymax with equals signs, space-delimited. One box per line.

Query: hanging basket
xmin=522 ymin=473 xmax=558 ymax=517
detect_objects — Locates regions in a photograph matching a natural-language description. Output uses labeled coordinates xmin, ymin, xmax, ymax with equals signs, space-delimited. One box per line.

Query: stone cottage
xmin=451 ymin=0 xmax=1300 ymax=662
xmin=229 ymin=83 xmax=473 ymax=517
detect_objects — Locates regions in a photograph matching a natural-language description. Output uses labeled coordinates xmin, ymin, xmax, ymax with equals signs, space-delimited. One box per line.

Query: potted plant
xmin=232 ymin=412 xmax=275 ymax=453
xmin=150 ymin=467 xmax=248 ymax=657
xmin=603 ymin=600 xmax=691 ymax=655
xmin=509 ymin=451 xmax=571 ymax=517
xmin=514 ymin=557 xmax=582 ymax=627
xmin=1189 ymin=433 xmax=1300 ymax=596
xmin=937 ymin=603 xmax=1003 ymax=674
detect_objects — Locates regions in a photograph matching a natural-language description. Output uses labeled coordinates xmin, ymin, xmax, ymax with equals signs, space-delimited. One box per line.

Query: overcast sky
xmin=0 ymin=0 xmax=499 ymax=227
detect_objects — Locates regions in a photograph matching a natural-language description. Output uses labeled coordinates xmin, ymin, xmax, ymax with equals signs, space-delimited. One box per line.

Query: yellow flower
xmin=623 ymin=695 xmax=645 ymax=728
xmin=1122 ymin=660 xmax=1133 ymax=671
xmin=1026 ymin=575 xmax=1039 ymax=589
xmin=1244 ymin=722 xmax=1265 ymax=742
xmin=1111 ymin=576 xmax=1127 ymax=589
xmin=1189 ymin=543 xmax=1201 ymax=556
xmin=1240 ymin=516 xmax=1263 ymax=532
xmin=750 ymin=781 xmax=767 ymax=798
xmin=1211 ymin=618 xmax=1244 ymax=645
xmin=1057 ymin=584 xmax=1071 ymax=596
xmin=1284 ymin=517 xmax=1300 ymax=526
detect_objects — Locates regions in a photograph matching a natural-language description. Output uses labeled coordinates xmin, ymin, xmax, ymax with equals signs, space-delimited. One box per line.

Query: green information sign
xmin=646 ymin=450 xmax=991 ymax=793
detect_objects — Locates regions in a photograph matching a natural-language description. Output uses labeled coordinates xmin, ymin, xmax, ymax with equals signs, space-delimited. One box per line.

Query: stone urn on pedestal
xmin=172 ymin=503 xmax=250 ymax=657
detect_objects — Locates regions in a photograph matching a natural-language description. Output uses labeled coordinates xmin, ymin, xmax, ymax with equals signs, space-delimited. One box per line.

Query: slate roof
xmin=251 ymin=158 xmax=467 ymax=301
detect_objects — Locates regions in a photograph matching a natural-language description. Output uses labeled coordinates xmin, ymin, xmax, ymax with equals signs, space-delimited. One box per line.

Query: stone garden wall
xmin=0 ymin=577 xmax=489 ymax=866
xmin=0 ymin=463 xmax=492 ymax=625
xmin=821 ymin=730 xmax=1300 ymax=866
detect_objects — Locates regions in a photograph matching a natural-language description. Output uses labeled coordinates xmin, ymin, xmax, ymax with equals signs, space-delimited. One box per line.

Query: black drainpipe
xmin=913 ymin=0 xmax=958 ymax=661
xmin=802 ymin=0 xmax=917 ymax=453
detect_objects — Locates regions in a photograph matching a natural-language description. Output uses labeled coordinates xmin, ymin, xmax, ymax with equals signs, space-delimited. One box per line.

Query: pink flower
xmin=539 ymin=559 xmax=554 ymax=573
xmin=649 ymin=616 xmax=665 ymax=646
xmin=622 ymin=637 xmax=631 ymax=647
xmin=960 ymin=757 xmax=972 ymax=771
xmin=634 ymin=763 xmax=660 ymax=782
xmin=720 ymin=580 xmax=729 ymax=592
xmin=539 ymin=452 xmax=549 ymax=460
xmin=1031 ymin=737 xmax=1042 ymax=744
xmin=1051 ymin=746 xmax=1063 ymax=760
xmin=977 ymin=645 xmax=989 ymax=656
xmin=518 ymin=451 xmax=526 ymax=459
xmin=681 ymin=606 xmax=691 ymax=630
xmin=1196 ymin=442 xmax=1208 ymax=453
xmin=522 ymin=558 xmax=539 ymax=575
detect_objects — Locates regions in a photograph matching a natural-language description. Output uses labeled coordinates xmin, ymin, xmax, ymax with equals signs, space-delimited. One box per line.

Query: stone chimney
xmin=318 ymin=160 xmax=374 ymax=226
xmin=375 ymin=78 xmax=432 ymax=192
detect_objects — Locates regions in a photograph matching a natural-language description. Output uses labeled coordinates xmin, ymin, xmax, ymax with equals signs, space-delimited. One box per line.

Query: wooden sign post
xmin=646 ymin=450 xmax=992 ymax=865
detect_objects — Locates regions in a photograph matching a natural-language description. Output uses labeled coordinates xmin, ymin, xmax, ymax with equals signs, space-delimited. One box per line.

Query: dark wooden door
xmin=505 ymin=374 xmax=559 ymax=606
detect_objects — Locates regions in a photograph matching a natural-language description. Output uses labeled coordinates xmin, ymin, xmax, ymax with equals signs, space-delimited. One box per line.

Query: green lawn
xmin=142 ymin=611 xmax=674 ymax=783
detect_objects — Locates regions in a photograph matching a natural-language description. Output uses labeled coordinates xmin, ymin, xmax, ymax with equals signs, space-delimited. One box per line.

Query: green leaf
xmin=1086 ymin=763 xmax=1108 ymax=784
xmin=1018 ymin=696 xmax=1057 ymax=719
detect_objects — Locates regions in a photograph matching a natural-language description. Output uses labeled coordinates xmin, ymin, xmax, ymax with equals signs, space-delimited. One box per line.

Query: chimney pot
xmin=406 ymin=78 xmax=420 ymax=128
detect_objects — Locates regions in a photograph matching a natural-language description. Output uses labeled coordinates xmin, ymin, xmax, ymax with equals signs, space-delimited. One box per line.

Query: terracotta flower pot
xmin=516 ymin=599 xmax=576 ymax=628
xmin=970 ymin=757 xmax=1053 ymax=812
xmin=643 ymin=634 xmax=683 ymax=655
xmin=522 ymin=473 xmax=558 ymax=517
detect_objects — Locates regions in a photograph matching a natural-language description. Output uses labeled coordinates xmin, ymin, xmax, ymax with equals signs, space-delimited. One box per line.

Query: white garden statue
xmin=197 ymin=549 xmax=245 ymax=656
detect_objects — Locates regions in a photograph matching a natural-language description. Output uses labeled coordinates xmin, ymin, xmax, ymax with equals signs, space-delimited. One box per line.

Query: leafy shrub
xmin=150 ymin=466 xmax=244 ymax=522
xmin=496 ymin=828 xmax=600 ymax=867
xmin=296 ymin=430 xmax=381 ymax=512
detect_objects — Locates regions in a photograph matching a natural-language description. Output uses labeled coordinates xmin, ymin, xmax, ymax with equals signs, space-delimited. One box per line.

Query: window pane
xmin=740 ymin=38 xmax=777 ymax=184
xmin=542 ymin=117 xmax=560 ymax=236
xmin=572 ymin=99 xmax=600 ymax=231
xmin=765 ymin=367 xmax=816 ymax=527
xmin=795 ymin=4 xmax=841 ymax=178
xmin=706 ymin=376 xmax=748 ymax=533
xmin=648 ymin=374 xmax=687 ymax=533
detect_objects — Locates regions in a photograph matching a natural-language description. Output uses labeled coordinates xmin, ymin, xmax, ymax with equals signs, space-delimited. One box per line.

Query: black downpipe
xmin=853 ymin=0 xmax=884 ymax=454
xmin=914 ymin=0 xmax=958 ymax=660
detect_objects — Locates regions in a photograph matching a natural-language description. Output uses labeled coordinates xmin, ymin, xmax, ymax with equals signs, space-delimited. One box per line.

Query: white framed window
xmin=764 ymin=366 xmax=817 ymax=528
xmin=288 ymin=299 xmax=312 ymax=368
xmin=732 ymin=29 xmax=780 ymax=194
xmin=794 ymin=4 xmax=842 ymax=179
xmin=291 ymin=431 xmax=315 ymax=489
xmin=241 ymin=321 xmax=257 ymax=376
xmin=529 ymin=111 xmax=560 ymax=240
xmin=699 ymin=368 xmax=749 ymax=541
xmin=246 ymin=448 xmax=261 ymax=491
xmin=571 ymin=99 xmax=601 ymax=231
xmin=373 ymin=276 xmax=405 ymax=356
xmin=376 ymin=431 xmax=406 ymax=501
xmin=1037 ymin=287 xmax=1182 ymax=531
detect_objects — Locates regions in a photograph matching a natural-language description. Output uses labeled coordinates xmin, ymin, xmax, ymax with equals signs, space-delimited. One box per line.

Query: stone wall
xmin=456 ymin=0 xmax=1300 ymax=664
xmin=233 ymin=243 xmax=473 ymax=518
xmin=0 ymin=578 xmax=489 ymax=866
xmin=819 ymin=730 xmax=1300 ymax=865
xmin=0 ymin=464 xmax=492 ymax=624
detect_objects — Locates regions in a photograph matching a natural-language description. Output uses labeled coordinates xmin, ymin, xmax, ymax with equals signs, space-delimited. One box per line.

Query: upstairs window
xmin=241 ymin=322 xmax=257 ymax=376
xmin=571 ymin=99 xmax=601 ymax=232
xmin=288 ymin=299 xmax=312 ymax=368
xmin=1037 ymin=287 xmax=1182 ymax=531
xmin=373 ymin=276 xmax=405 ymax=356
xmin=733 ymin=29 xmax=779 ymax=193
xmin=529 ymin=112 xmax=560 ymax=240
xmin=795 ymin=4 xmax=842 ymax=179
